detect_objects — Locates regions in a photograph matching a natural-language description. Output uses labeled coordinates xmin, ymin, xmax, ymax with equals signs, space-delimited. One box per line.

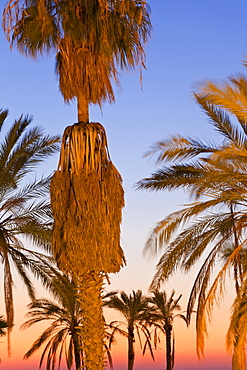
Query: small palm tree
xmin=0 ymin=316 xmax=8 ymax=337
xmin=0 ymin=316 xmax=9 ymax=361
xmin=104 ymin=290 xmax=154 ymax=370
xmin=21 ymin=273 xmax=84 ymax=370
xmin=148 ymin=290 xmax=187 ymax=370
xmin=0 ymin=108 xmax=60 ymax=344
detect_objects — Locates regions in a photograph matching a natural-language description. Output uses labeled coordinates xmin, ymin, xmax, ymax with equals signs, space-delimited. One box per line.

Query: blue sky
xmin=1 ymin=0 xmax=247 ymax=368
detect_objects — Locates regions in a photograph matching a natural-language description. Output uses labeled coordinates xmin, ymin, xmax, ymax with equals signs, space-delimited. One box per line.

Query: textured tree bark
xmin=165 ymin=324 xmax=173 ymax=370
xmin=73 ymin=330 xmax=83 ymax=370
xmin=77 ymin=272 xmax=105 ymax=370
xmin=128 ymin=326 xmax=135 ymax=370
xmin=77 ymin=94 xmax=89 ymax=123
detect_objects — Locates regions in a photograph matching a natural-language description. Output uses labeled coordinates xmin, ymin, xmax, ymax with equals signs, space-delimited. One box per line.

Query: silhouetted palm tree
xmin=104 ymin=289 xmax=154 ymax=370
xmin=22 ymin=273 xmax=116 ymax=370
xmin=21 ymin=273 xmax=84 ymax=370
xmin=148 ymin=290 xmax=187 ymax=370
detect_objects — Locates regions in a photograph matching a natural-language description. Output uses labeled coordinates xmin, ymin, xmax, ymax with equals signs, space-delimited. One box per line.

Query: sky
xmin=1 ymin=0 xmax=247 ymax=369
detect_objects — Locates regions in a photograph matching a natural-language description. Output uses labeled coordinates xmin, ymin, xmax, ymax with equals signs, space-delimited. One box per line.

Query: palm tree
xmin=135 ymin=88 xmax=247 ymax=359
xmin=104 ymin=289 xmax=154 ymax=370
xmin=0 ymin=316 xmax=9 ymax=361
xmin=22 ymin=273 xmax=115 ymax=370
xmin=3 ymin=0 xmax=151 ymax=122
xmin=0 ymin=316 xmax=8 ymax=337
xmin=3 ymin=2 xmax=152 ymax=369
xmin=148 ymin=290 xmax=187 ymax=370
xmin=226 ymin=277 xmax=247 ymax=370
xmin=0 ymin=107 xmax=60 ymax=347
xmin=21 ymin=273 xmax=84 ymax=370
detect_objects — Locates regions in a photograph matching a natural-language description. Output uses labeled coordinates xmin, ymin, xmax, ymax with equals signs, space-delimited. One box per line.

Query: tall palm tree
xmin=3 ymin=0 xmax=151 ymax=122
xmin=104 ymin=289 xmax=154 ymax=370
xmin=0 ymin=107 xmax=60 ymax=347
xmin=135 ymin=88 xmax=247 ymax=360
xmin=3 ymin=2 xmax=151 ymax=369
xmin=148 ymin=290 xmax=187 ymax=370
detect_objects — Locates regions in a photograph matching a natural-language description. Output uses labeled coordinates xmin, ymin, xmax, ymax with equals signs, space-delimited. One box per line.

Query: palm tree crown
xmin=21 ymin=273 xmax=84 ymax=370
xmin=3 ymin=0 xmax=151 ymax=120
xmin=136 ymin=79 xmax=247 ymax=360
xmin=0 ymin=108 xmax=60 ymax=340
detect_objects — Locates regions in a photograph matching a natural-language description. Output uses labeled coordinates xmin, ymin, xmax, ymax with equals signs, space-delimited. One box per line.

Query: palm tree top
xmin=0 ymin=107 xmax=60 ymax=346
xmin=3 ymin=0 xmax=152 ymax=105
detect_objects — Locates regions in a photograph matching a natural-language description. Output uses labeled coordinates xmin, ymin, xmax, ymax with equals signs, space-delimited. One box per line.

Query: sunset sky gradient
xmin=1 ymin=0 xmax=247 ymax=369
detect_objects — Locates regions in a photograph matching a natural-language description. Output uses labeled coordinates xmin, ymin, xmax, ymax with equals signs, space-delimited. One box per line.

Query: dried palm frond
xmin=56 ymin=38 xmax=118 ymax=104
xmin=50 ymin=122 xmax=125 ymax=275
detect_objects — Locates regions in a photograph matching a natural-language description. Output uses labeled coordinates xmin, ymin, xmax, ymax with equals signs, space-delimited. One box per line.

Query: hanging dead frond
xmin=56 ymin=37 xmax=118 ymax=104
xmin=50 ymin=122 xmax=125 ymax=275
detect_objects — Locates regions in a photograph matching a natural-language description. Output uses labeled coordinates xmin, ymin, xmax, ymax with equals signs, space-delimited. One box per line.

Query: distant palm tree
xmin=0 ymin=316 xmax=8 ymax=337
xmin=0 ymin=315 xmax=9 ymax=361
xmin=0 ymin=108 xmax=60 ymax=345
xmin=22 ymin=273 xmax=115 ymax=370
xmin=136 ymin=84 xmax=247 ymax=360
xmin=21 ymin=273 xmax=84 ymax=370
xmin=104 ymin=290 xmax=154 ymax=370
xmin=148 ymin=290 xmax=187 ymax=370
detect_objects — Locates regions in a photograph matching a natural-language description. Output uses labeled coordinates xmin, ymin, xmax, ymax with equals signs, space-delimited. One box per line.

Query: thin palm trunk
xmin=73 ymin=331 xmax=82 ymax=370
xmin=77 ymin=94 xmax=89 ymax=123
xmin=230 ymin=203 xmax=242 ymax=295
xmin=77 ymin=272 xmax=105 ymax=370
xmin=128 ymin=326 xmax=135 ymax=370
xmin=165 ymin=324 xmax=173 ymax=370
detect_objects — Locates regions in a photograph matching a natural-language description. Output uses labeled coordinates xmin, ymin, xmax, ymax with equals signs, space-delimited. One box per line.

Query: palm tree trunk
xmin=77 ymin=271 xmax=105 ymax=370
xmin=73 ymin=331 xmax=83 ymax=370
xmin=165 ymin=324 xmax=173 ymax=370
xmin=77 ymin=94 xmax=89 ymax=123
xmin=128 ymin=326 xmax=135 ymax=370
xmin=230 ymin=203 xmax=242 ymax=295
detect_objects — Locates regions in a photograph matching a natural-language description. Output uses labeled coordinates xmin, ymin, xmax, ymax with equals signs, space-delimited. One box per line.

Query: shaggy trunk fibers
xmin=50 ymin=122 xmax=125 ymax=370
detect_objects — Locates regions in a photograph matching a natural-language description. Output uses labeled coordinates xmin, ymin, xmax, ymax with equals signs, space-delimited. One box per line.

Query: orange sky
xmin=0 ymin=275 xmax=233 ymax=369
